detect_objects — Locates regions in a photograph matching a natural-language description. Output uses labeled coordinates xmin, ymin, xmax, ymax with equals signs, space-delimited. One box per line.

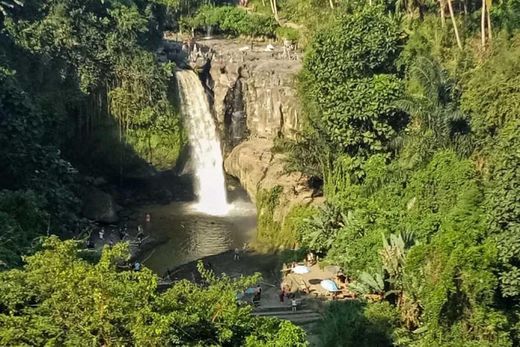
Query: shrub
xmin=190 ymin=5 xmax=278 ymax=37
xmin=318 ymin=301 xmax=398 ymax=347
xmin=275 ymin=26 xmax=300 ymax=42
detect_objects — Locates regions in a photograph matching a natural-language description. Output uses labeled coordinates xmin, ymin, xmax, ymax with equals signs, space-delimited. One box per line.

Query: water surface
xmin=138 ymin=198 xmax=256 ymax=274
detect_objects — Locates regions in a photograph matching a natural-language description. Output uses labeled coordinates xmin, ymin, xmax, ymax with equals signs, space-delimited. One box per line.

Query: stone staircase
xmin=252 ymin=304 xmax=322 ymax=327
xmin=253 ymin=303 xmax=322 ymax=345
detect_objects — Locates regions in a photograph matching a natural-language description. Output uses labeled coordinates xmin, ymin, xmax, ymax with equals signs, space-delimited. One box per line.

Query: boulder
xmin=93 ymin=176 xmax=108 ymax=187
xmin=154 ymin=189 xmax=173 ymax=205
xmin=82 ymin=188 xmax=121 ymax=223
xmin=224 ymin=138 xmax=324 ymax=222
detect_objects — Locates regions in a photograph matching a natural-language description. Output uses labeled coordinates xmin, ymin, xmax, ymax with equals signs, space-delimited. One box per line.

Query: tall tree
xmin=486 ymin=0 xmax=493 ymax=41
xmin=270 ymin=0 xmax=279 ymax=22
xmin=447 ymin=0 xmax=463 ymax=49
xmin=439 ymin=0 xmax=446 ymax=27
xmin=481 ymin=0 xmax=487 ymax=46
xmin=480 ymin=0 xmax=493 ymax=49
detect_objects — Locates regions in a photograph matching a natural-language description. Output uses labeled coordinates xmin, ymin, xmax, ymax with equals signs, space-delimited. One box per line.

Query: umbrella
xmin=244 ymin=287 xmax=256 ymax=294
xmin=320 ymin=279 xmax=340 ymax=292
xmin=292 ymin=265 xmax=310 ymax=274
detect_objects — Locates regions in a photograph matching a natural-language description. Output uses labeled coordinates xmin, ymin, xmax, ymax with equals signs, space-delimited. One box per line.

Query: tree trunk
xmin=486 ymin=1 xmax=492 ymax=42
xmin=481 ymin=0 xmax=486 ymax=47
xmin=447 ymin=0 xmax=462 ymax=49
xmin=439 ymin=0 xmax=446 ymax=28
xmin=270 ymin=0 xmax=279 ymax=22
xmin=329 ymin=0 xmax=334 ymax=9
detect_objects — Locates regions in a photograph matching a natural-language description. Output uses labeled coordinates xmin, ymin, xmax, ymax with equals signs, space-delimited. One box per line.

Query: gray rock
xmin=123 ymin=166 xmax=157 ymax=180
xmin=206 ymin=38 xmax=302 ymax=144
xmin=82 ymin=188 xmax=121 ymax=223
xmin=155 ymin=189 xmax=173 ymax=204
xmin=224 ymin=138 xmax=324 ymax=222
xmin=93 ymin=176 xmax=107 ymax=187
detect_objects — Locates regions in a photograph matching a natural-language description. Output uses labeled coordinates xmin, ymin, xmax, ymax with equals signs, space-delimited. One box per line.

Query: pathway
xmin=252 ymin=286 xmax=323 ymax=346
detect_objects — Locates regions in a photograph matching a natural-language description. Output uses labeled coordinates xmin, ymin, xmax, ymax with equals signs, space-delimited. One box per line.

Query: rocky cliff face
xmin=223 ymin=139 xmax=321 ymax=221
xmin=201 ymin=39 xmax=323 ymax=232
xmin=204 ymin=39 xmax=302 ymax=143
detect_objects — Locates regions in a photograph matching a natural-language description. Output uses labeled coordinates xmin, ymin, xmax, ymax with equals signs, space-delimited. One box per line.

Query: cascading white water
xmin=176 ymin=70 xmax=231 ymax=216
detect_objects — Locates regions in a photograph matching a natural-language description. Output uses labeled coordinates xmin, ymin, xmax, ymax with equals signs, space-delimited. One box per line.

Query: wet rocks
xmin=82 ymin=187 xmax=121 ymax=223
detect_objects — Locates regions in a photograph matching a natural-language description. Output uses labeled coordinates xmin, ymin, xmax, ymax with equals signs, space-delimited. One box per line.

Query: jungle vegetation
xmin=260 ymin=0 xmax=519 ymax=346
xmin=1 ymin=0 xmax=520 ymax=345
xmin=0 ymin=0 xmax=307 ymax=344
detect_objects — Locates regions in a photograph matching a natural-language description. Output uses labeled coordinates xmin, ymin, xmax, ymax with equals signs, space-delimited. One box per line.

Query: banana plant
xmin=348 ymin=270 xmax=386 ymax=300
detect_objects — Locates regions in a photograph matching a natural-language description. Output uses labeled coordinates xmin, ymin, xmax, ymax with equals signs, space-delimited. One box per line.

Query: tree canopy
xmin=0 ymin=237 xmax=308 ymax=346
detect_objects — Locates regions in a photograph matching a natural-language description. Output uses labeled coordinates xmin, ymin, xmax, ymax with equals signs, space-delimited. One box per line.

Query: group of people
xmin=181 ymin=39 xmax=215 ymax=64
xmin=86 ymin=212 xmax=153 ymax=262
xmin=236 ymin=285 xmax=262 ymax=307
xmin=278 ymin=287 xmax=299 ymax=311
xmin=95 ymin=212 xmax=151 ymax=246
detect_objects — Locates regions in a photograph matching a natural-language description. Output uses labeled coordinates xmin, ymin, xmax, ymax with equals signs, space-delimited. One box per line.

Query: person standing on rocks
xmin=233 ymin=247 xmax=240 ymax=261
xmin=99 ymin=228 xmax=105 ymax=241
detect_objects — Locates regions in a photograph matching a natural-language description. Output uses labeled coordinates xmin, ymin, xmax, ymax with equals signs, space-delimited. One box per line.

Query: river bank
xmin=166 ymin=248 xmax=281 ymax=284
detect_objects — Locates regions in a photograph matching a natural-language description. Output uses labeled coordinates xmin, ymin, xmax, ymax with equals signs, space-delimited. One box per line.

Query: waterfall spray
xmin=177 ymin=70 xmax=231 ymax=216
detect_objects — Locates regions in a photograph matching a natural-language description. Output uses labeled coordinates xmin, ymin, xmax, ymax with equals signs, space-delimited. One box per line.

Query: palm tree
xmin=486 ymin=0 xmax=492 ymax=42
xmin=397 ymin=57 xmax=474 ymax=158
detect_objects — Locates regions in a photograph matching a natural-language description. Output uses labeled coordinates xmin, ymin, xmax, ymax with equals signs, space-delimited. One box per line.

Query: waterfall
xmin=176 ymin=70 xmax=231 ymax=216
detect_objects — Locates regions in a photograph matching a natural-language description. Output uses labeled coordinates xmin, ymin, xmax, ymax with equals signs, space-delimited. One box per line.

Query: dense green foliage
xmin=301 ymin=6 xmax=406 ymax=168
xmin=318 ymin=301 xmax=398 ymax=347
xmin=256 ymin=185 xmax=317 ymax=249
xmin=256 ymin=185 xmax=283 ymax=247
xmin=0 ymin=0 xmax=186 ymax=264
xmin=270 ymin=1 xmax=520 ymax=346
xmin=0 ymin=64 xmax=78 ymax=265
xmin=0 ymin=237 xmax=308 ymax=345
xmin=187 ymin=5 xmax=278 ymax=37
xmin=0 ymin=2 xmax=310 ymax=344
xmin=2 ymin=0 xmax=185 ymax=175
